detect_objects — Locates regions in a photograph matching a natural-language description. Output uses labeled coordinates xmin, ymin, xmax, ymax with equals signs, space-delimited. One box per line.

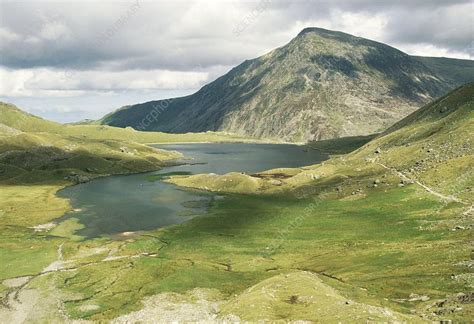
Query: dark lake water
xmin=57 ymin=143 xmax=328 ymax=238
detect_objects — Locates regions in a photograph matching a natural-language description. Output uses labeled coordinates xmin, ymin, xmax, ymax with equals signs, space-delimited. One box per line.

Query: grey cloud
xmin=1 ymin=0 xmax=472 ymax=73
xmin=383 ymin=3 xmax=473 ymax=54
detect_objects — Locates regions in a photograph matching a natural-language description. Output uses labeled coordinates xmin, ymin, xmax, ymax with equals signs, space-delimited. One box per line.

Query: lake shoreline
xmin=56 ymin=143 xmax=330 ymax=238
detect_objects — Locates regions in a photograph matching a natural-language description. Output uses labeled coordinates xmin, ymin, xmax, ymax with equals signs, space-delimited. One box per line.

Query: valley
xmin=56 ymin=143 xmax=329 ymax=238
xmin=0 ymin=0 xmax=472 ymax=319
xmin=0 ymin=83 xmax=472 ymax=321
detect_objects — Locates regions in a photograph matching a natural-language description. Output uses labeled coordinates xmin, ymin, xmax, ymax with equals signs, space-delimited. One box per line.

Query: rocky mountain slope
xmin=99 ymin=27 xmax=474 ymax=142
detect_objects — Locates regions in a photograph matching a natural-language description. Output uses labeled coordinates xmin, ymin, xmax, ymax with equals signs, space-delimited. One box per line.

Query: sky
xmin=0 ymin=0 xmax=473 ymax=123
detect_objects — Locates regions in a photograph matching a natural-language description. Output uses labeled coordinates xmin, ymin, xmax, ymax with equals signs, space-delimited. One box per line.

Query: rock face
xmin=99 ymin=27 xmax=474 ymax=142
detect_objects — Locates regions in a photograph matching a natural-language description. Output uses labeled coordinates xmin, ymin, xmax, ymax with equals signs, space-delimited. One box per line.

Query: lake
xmin=57 ymin=143 xmax=329 ymax=238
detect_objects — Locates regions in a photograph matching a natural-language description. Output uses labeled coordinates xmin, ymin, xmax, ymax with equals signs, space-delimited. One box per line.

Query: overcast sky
xmin=1 ymin=0 xmax=473 ymax=122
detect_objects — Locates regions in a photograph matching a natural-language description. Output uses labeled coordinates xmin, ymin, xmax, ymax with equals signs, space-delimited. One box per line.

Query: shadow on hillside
xmin=306 ymin=134 xmax=377 ymax=155
xmin=0 ymin=146 xmax=160 ymax=186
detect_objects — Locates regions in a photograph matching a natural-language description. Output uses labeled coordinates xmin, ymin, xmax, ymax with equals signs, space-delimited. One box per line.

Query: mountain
xmin=414 ymin=56 xmax=474 ymax=88
xmin=99 ymin=27 xmax=473 ymax=142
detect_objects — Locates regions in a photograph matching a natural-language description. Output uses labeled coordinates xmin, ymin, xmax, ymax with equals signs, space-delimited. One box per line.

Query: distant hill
xmin=99 ymin=27 xmax=473 ymax=142
xmin=0 ymin=102 xmax=64 ymax=133
xmin=0 ymin=102 xmax=182 ymax=185
xmin=67 ymin=119 xmax=97 ymax=125
xmin=0 ymin=102 xmax=256 ymax=144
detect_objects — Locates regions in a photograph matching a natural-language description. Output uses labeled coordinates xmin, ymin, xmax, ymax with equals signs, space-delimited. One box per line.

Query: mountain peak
xmin=295 ymin=27 xmax=372 ymax=45
xmin=99 ymin=29 xmax=474 ymax=142
xmin=297 ymin=27 xmax=354 ymax=38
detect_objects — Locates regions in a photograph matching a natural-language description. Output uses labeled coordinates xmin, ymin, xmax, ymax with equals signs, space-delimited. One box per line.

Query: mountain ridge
xmin=99 ymin=27 xmax=474 ymax=142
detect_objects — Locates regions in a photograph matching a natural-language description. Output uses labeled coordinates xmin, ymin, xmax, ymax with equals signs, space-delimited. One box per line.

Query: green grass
xmin=2 ymin=176 xmax=471 ymax=321
xmin=0 ymin=226 xmax=61 ymax=280
xmin=26 ymin=185 xmax=467 ymax=321
xmin=220 ymin=271 xmax=417 ymax=321
xmin=49 ymin=218 xmax=85 ymax=241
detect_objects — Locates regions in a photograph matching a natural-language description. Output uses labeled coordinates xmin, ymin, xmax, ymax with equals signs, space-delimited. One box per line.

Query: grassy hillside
xmin=0 ymin=102 xmax=263 ymax=145
xmin=99 ymin=28 xmax=473 ymax=143
xmin=0 ymin=102 xmax=187 ymax=187
xmin=351 ymin=82 xmax=473 ymax=201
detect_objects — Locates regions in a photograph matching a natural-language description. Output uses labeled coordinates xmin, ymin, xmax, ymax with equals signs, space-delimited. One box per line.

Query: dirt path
xmin=375 ymin=162 xmax=466 ymax=204
xmin=462 ymin=205 xmax=474 ymax=217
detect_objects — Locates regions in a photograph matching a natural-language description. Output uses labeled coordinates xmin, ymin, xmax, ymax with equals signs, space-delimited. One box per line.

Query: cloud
xmin=2 ymin=0 xmax=470 ymax=72
xmin=0 ymin=67 xmax=211 ymax=97
xmin=383 ymin=2 xmax=473 ymax=56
